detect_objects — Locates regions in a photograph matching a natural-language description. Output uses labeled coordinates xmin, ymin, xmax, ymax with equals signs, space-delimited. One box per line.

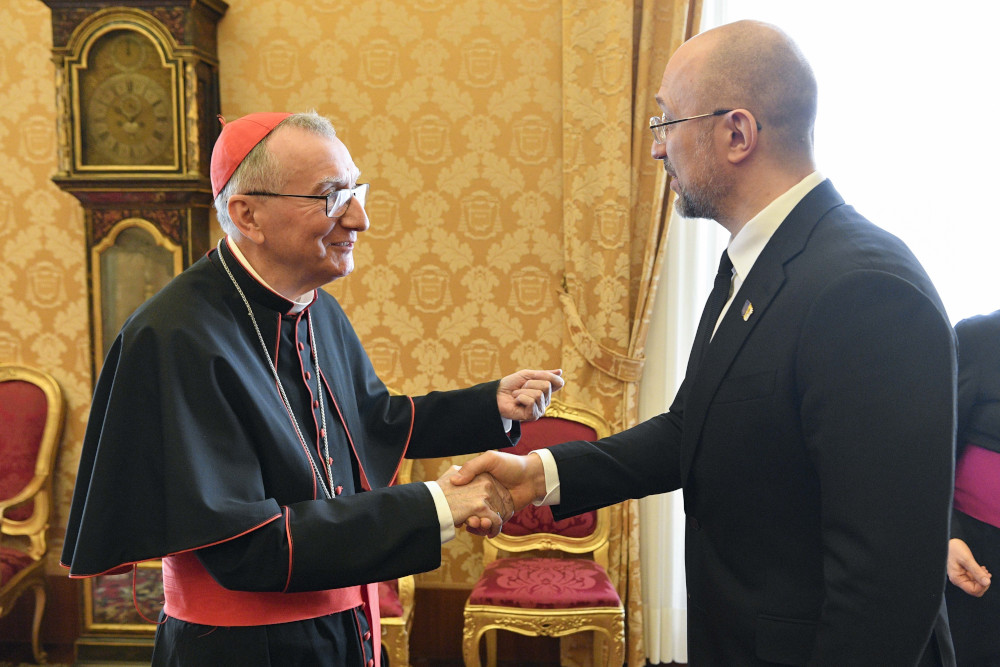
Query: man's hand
xmin=948 ymin=537 xmax=992 ymax=597
xmin=451 ymin=451 xmax=547 ymax=535
xmin=436 ymin=465 xmax=513 ymax=539
xmin=497 ymin=369 xmax=564 ymax=422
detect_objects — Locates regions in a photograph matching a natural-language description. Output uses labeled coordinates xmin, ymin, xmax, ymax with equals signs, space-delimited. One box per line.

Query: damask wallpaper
xmin=216 ymin=0 xmax=567 ymax=587
xmin=2 ymin=1 xmax=697 ymax=660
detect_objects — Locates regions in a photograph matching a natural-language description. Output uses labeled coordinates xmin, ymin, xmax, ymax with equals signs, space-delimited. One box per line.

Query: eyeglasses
xmin=244 ymin=183 xmax=369 ymax=218
xmin=649 ymin=109 xmax=761 ymax=144
xmin=649 ymin=110 xmax=733 ymax=144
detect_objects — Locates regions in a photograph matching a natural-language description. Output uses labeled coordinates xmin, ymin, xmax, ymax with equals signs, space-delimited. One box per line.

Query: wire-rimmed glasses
xmin=245 ymin=183 xmax=369 ymax=218
xmin=648 ymin=110 xmax=734 ymax=145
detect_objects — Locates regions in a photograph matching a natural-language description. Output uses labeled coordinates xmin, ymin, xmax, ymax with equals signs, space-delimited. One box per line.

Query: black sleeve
xmin=196 ymin=482 xmax=442 ymax=592
xmin=549 ymin=409 xmax=684 ymax=519
xmin=406 ymin=380 xmax=518 ymax=459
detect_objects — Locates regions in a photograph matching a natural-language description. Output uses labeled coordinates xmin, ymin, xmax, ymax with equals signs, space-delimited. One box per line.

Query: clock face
xmin=78 ymin=29 xmax=178 ymax=168
xmin=86 ymin=72 xmax=172 ymax=164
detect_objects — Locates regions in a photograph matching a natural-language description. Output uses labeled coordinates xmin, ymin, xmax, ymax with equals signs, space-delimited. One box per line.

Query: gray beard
xmin=674 ymin=186 xmax=721 ymax=221
xmin=669 ymin=133 xmax=727 ymax=221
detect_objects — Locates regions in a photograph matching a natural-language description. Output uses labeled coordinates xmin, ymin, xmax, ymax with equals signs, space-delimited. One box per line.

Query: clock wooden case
xmin=46 ymin=1 xmax=228 ymax=375
xmin=46 ymin=1 xmax=229 ymax=370
xmin=43 ymin=1 xmax=227 ymax=660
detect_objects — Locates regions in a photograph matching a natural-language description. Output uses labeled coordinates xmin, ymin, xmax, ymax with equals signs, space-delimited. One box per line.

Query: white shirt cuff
xmin=424 ymin=481 xmax=456 ymax=544
xmin=502 ymin=416 xmax=512 ymax=432
xmin=532 ymin=448 xmax=561 ymax=506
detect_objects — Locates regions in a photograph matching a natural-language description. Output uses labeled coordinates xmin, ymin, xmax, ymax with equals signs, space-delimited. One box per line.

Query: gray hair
xmin=214 ymin=111 xmax=338 ymax=235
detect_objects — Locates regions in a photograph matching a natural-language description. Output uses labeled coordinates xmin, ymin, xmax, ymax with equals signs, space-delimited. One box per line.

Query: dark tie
xmin=690 ymin=250 xmax=733 ymax=373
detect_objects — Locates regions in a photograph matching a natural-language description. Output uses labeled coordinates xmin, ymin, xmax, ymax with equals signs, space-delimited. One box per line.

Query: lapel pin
xmin=741 ymin=300 xmax=754 ymax=321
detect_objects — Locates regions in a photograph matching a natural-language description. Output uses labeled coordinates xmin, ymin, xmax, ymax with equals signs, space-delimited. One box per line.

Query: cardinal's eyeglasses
xmin=245 ymin=183 xmax=369 ymax=218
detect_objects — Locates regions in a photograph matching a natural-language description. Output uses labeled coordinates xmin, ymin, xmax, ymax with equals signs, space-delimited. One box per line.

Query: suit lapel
xmin=679 ymin=180 xmax=846 ymax=484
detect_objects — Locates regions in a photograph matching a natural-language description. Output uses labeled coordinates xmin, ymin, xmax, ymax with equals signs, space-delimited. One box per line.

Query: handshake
xmin=432 ymin=367 xmax=566 ymax=538
xmin=436 ymin=450 xmax=549 ymax=538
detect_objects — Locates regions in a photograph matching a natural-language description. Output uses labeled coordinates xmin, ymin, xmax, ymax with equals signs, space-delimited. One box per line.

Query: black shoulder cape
xmin=62 ymin=241 xmax=515 ymax=582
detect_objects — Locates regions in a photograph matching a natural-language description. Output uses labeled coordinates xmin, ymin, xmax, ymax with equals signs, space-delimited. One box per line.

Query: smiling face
xmin=251 ymin=125 xmax=370 ymax=297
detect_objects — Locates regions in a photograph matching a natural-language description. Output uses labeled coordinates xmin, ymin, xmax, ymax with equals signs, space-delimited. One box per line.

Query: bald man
xmin=458 ymin=21 xmax=956 ymax=666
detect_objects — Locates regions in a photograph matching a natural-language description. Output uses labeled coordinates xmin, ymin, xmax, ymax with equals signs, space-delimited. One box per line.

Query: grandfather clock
xmin=45 ymin=0 xmax=227 ymax=376
xmin=43 ymin=0 xmax=227 ymax=660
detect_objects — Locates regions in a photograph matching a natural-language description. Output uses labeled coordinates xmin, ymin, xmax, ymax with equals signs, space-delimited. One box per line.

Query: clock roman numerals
xmin=84 ymin=71 xmax=173 ymax=166
xmin=75 ymin=28 xmax=180 ymax=169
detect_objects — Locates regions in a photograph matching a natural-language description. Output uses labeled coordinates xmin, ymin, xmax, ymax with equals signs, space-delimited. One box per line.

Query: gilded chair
xmin=462 ymin=399 xmax=625 ymax=667
xmin=380 ymin=457 xmax=416 ymax=666
xmin=0 ymin=363 xmax=65 ymax=664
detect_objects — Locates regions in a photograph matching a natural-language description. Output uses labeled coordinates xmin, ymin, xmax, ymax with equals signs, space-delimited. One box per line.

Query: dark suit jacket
xmin=551 ymin=180 xmax=957 ymax=666
xmin=955 ymin=310 xmax=1000 ymax=457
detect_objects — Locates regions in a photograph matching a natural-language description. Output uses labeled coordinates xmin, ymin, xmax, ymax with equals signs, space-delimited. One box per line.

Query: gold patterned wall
xmin=217 ymin=0 xmax=570 ymax=587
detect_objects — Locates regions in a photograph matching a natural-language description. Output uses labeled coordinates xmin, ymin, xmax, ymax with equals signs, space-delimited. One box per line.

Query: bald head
xmin=678 ymin=20 xmax=817 ymax=160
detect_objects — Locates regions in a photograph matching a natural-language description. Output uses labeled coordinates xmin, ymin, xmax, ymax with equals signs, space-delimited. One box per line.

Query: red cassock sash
xmin=954 ymin=443 xmax=1000 ymax=529
xmin=162 ymin=552 xmax=381 ymax=665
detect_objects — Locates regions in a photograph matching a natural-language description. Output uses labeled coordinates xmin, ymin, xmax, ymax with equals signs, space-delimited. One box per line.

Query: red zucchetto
xmin=210 ymin=112 xmax=292 ymax=198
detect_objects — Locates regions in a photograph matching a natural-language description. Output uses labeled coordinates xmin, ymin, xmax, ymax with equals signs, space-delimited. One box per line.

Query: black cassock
xmin=61 ymin=239 xmax=517 ymax=665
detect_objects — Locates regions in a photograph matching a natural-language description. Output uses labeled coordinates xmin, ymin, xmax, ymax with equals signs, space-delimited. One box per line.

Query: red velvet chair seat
xmin=377 ymin=579 xmax=403 ymax=618
xmin=0 ymin=546 xmax=35 ymax=584
xmin=463 ymin=403 xmax=625 ymax=667
xmin=468 ymin=557 xmax=621 ymax=609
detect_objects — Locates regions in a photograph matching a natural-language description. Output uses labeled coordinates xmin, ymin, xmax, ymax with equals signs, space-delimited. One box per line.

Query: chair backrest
xmin=484 ymin=399 xmax=612 ymax=566
xmin=0 ymin=364 xmax=65 ymax=560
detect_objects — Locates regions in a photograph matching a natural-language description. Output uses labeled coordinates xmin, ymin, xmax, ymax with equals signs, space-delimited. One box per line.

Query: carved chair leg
xmin=30 ymin=582 xmax=48 ymax=664
xmin=398 ymin=636 xmax=410 ymax=667
xmin=485 ymin=629 xmax=498 ymax=667
xmin=598 ymin=629 xmax=623 ymax=667
xmin=461 ymin=617 xmax=482 ymax=667
xmin=610 ymin=623 xmax=626 ymax=666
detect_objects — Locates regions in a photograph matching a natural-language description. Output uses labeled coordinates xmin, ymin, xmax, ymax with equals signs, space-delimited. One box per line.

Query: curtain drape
xmin=558 ymin=1 xmax=701 ymax=663
xmin=637 ymin=207 xmax=728 ymax=663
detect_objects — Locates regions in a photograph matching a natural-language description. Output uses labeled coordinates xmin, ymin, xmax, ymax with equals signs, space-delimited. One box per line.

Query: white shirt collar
xmin=727 ymin=171 xmax=825 ymax=284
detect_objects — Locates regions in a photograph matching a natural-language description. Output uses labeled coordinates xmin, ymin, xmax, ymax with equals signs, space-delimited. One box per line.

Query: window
xmin=704 ymin=0 xmax=1000 ymax=323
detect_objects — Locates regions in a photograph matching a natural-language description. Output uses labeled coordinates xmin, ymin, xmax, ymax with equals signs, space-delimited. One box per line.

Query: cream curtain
xmin=638 ymin=207 xmax=729 ymax=663
xmin=558 ymin=0 xmax=701 ymax=663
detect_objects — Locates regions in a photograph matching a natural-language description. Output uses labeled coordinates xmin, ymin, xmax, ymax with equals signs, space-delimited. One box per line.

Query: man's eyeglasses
xmin=245 ymin=183 xmax=369 ymax=218
xmin=649 ymin=109 xmax=761 ymax=144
